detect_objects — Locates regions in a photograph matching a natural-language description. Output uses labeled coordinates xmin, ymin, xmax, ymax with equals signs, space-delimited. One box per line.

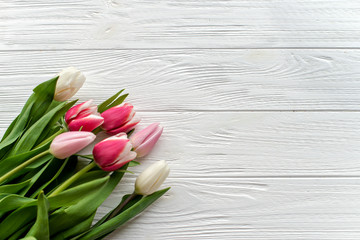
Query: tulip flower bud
xmin=130 ymin=123 xmax=163 ymax=157
xmin=93 ymin=133 xmax=137 ymax=171
xmin=101 ymin=103 xmax=140 ymax=135
xmin=65 ymin=100 xmax=104 ymax=132
xmin=54 ymin=67 xmax=85 ymax=101
xmin=50 ymin=132 xmax=96 ymax=159
xmin=135 ymin=160 xmax=170 ymax=196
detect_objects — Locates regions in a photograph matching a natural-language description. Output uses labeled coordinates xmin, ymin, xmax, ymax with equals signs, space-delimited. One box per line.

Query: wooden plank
xmin=1 ymin=0 xmax=360 ymax=49
xmin=1 ymin=49 xmax=360 ymax=110
xmin=2 ymin=112 xmax=360 ymax=177
xmin=96 ymin=177 xmax=360 ymax=239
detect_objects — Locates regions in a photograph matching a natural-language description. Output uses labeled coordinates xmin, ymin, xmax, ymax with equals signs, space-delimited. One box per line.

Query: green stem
xmin=49 ymin=162 xmax=96 ymax=197
xmin=105 ymin=192 xmax=138 ymax=221
xmin=35 ymin=128 xmax=66 ymax=149
xmin=0 ymin=150 xmax=50 ymax=184
xmin=92 ymin=127 xmax=102 ymax=135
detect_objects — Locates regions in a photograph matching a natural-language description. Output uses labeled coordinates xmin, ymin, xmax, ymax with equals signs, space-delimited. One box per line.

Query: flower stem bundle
xmin=0 ymin=67 xmax=170 ymax=239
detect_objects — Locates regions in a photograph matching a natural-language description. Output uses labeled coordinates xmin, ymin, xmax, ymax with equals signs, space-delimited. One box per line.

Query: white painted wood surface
xmin=1 ymin=0 xmax=360 ymax=239
xmin=1 ymin=0 xmax=360 ymax=49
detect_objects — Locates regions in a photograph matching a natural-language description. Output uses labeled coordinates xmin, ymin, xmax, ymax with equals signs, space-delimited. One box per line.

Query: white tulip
xmin=135 ymin=160 xmax=170 ymax=195
xmin=54 ymin=67 xmax=85 ymax=101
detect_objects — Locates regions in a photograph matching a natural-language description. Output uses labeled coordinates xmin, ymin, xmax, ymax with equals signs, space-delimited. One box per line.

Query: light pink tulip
xmin=93 ymin=133 xmax=137 ymax=171
xmin=130 ymin=123 xmax=163 ymax=157
xmin=65 ymin=100 xmax=104 ymax=132
xmin=101 ymin=103 xmax=140 ymax=135
xmin=50 ymin=131 xmax=96 ymax=159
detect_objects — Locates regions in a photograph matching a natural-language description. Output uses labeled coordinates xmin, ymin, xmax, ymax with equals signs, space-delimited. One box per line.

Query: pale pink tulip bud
xmin=135 ymin=160 xmax=170 ymax=195
xmin=50 ymin=132 xmax=96 ymax=159
xmin=65 ymin=100 xmax=104 ymax=132
xmin=101 ymin=103 xmax=140 ymax=135
xmin=130 ymin=123 xmax=163 ymax=157
xmin=54 ymin=67 xmax=85 ymax=101
xmin=93 ymin=133 xmax=137 ymax=171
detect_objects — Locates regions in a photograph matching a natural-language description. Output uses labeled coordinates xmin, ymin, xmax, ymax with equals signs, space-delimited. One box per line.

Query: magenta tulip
xmin=101 ymin=103 xmax=140 ymax=135
xmin=93 ymin=133 xmax=137 ymax=171
xmin=50 ymin=132 xmax=96 ymax=159
xmin=65 ymin=100 xmax=104 ymax=132
xmin=130 ymin=123 xmax=163 ymax=157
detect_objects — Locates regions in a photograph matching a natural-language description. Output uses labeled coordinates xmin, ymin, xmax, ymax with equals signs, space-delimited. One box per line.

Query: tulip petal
xmin=135 ymin=160 xmax=170 ymax=195
xmin=50 ymin=132 xmax=96 ymax=159
xmin=101 ymin=103 xmax=134 ymax=131
xmin=93 ymin=133 xmax=137 ymax=172
xmin=54 ymin=67 xmax=85 ymax=102
xmin=65 ymin=100 xmax=93 ymax=123
xmin=75 ymin=105 xmax=98 ymax=119
xmin=101 ymin=151 xmax=137 ymax=171
xmin=148 ymin=164 xmax=170 ymax=195
xmin=106 ymin=114 xmax=140 ymax=135
xmin=68 ymin=114 xmax=104 ymax=132
xmin=130 ymin=123 xmax=163 ymax=157
xmin=93 ymin=139 xmax=129 ymax=167
xmin=130 ymin=123 xmax=160 ymax=149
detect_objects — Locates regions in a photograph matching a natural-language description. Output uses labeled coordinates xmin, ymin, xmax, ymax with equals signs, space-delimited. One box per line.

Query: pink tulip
xmin=101 ymin=103 xmax=140 ymax=135
xmin=93 ymin=133 xmax=137 ymax=171
xmin=65 ymin=100 xmax=104 ymax=132
xmin=50 ymin=132 xmax=96 ymax=159
xmin=130 ymin=123 xmax=163 ymax=157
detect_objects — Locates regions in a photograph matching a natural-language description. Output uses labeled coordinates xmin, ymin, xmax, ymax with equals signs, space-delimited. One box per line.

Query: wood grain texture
xmin=1 ymin=112 xmax=360 ymax=177
xmin=96 ymin=177 xmax=360 ymax=240
xmin=1 ymin=49 xmax=360 ymax=110
xmin=2 ymin=0 xmax=360 ymax=239
xmin=1 ymin=0 xmax=360 ymax=49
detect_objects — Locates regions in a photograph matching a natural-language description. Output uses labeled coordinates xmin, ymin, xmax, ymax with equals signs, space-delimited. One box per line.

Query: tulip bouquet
xmin=0 ymin=67 xmax=170 ymax=239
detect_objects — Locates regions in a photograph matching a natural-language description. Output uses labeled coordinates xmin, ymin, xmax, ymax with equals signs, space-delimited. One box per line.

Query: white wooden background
xmin=1 ymin=0 xmax=360 ymax=239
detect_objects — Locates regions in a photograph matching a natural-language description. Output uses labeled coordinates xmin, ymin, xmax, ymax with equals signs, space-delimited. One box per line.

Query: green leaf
xmin=9 ymin=101 xmax=67 ymax=156
xmin=0 ymin=175 xmax=110 ymax=220
xmin=10 ymin=155 xmax=54 ymax=191
xmin=98 ymin=89 xmax=128 ymax=113
xmin=69 ymin=170 xmax=109 ymax=188
xmin=128 ymin=160 xmax=140 ymax=167
xmin=20 ymin=237 xmax=37 ymax=240
xmin=0 ymin=144 xmax=50 ymax=178
xmin=44 ymin=156 xmax=78 ymax=193
xmin=30 ymin=158 xmax=70 ymax=198
xmin=0 ymin=204 xmax=37 ymax=239
xmin=78 ymin=188 xmax=170 ymax=240
xmin=47 ymin=175 xmax=110 ymax=209
xmin=77 ymin=155 xmax=94 ymax=161
xmin=0 ymin=194 xmax=36 ymax=214
xmin=35 ymin=100 xmax=77 ymax=145
xmin=0 ymin=76 xmax=58 ymax=159
xmin=26 ymin=192 xmax=50 ymax=240
xmin=19 ymin=157 xmax=56 ymax=196
xmin=105 ymin=93 xmax=129 ymax=110
xmin=30 ymin=76 xmax=59 ymax=123
xmin=52 ymin=212 xmax=96 ymax=240
xmin=1 ymin=115 xmax=19 ymax=141
xmin=10 ymin=100 xmax=76 ymax=156
xmin=90 ymin=194 xmax=144 ymax=240
xmin=9 ymin=222 xmax=32 ymax=240
xmin=126 ymin=128 xmax=135 ymax=137
xmin=34 ymin=128 xmax=65 ymax=150
xmin=49 ymin=170 xmax=126 ymax=236
xmin=0 ymin=99 xmax=34 ymax=158
xmin=91 ymin=194 xmax=142 ymax=230
xmin=116 ymin=169 xmax=134 ymax=174
xmin=0 ymin=179 xmax=31 ymax=194
xmin=0 ymin=176 xmax=110 ymax=239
